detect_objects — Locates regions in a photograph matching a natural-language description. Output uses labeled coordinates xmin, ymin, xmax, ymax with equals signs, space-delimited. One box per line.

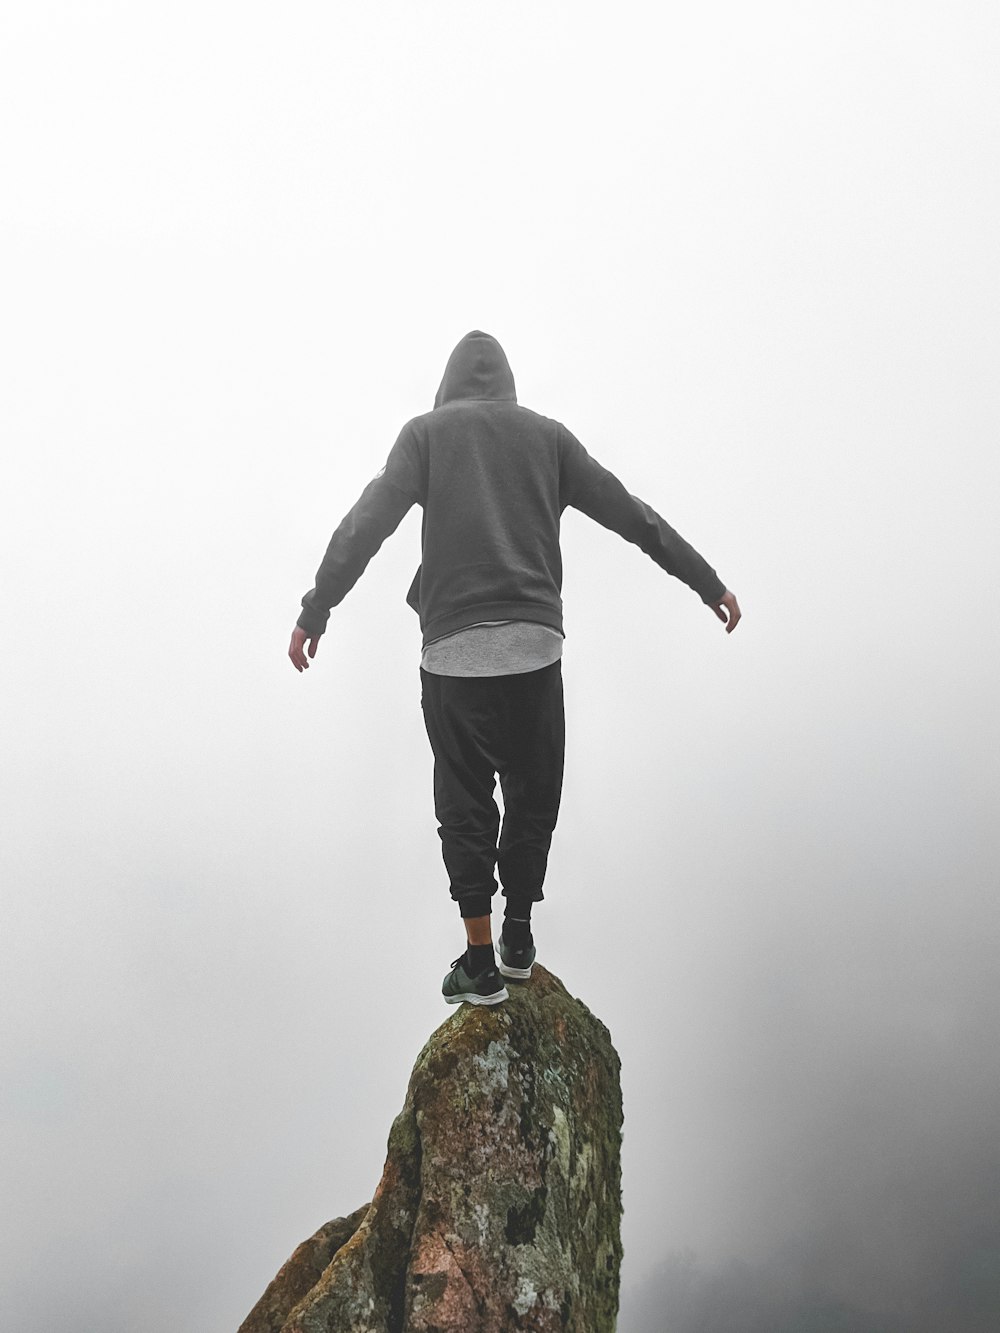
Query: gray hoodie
xmin=297 ymin=331 xmax=726 ymax=644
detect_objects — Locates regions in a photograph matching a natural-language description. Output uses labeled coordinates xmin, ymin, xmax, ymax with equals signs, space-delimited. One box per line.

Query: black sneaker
xmin=441 ymin=955 xmax=509 ymax=1006
xmin=498 ymin=930 xmax=536 ymax=980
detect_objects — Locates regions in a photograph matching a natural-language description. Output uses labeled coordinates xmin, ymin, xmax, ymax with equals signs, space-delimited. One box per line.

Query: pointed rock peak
xmin=239 ymin=966 xmax=623 ymax=1332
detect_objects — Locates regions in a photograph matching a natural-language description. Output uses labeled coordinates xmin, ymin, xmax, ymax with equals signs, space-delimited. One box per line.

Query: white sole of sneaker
xmin=498 ymin=961 xmax=533 ymax=980
xmin=444 ymin=987 xmax=509 ymax=1005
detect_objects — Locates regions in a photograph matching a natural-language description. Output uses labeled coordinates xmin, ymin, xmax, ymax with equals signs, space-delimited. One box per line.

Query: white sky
xmin=2 ymin=3 xmax=998 ymax=1329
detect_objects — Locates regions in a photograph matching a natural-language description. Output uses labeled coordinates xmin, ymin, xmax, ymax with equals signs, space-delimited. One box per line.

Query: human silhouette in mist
xmin=290 ymin=331 xmax=740 ymax=1004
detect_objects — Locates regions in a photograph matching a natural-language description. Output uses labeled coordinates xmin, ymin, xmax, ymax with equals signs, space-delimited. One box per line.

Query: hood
xmin=433 ymin=331 xmax=517 ymax=408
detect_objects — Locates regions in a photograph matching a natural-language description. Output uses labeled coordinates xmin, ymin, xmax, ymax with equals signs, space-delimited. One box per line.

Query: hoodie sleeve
xmin=557 ymin=426 xmax=726 ymax=605
xmin=297 ymin=427 xmax=423 ymax=635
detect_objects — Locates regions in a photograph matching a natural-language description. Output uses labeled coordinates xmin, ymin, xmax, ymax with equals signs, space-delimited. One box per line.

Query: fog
xmin=2 ymin=3 xmax=998 ymax=1330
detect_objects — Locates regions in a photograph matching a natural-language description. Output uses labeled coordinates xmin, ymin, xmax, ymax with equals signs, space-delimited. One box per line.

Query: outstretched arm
xmin=710 ymin=590 xmax=742 ymax=633
xmin=290 ymin=436 xmax=421 ymax=669
xmin=558 ymin=428 xmax=730 ymax=609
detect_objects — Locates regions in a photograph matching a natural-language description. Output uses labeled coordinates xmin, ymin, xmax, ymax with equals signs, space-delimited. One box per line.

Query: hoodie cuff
xmin=700 ymin=577 xmax=727 ymax=606
xmin=297 ymin=604 xmax=330 ymax=637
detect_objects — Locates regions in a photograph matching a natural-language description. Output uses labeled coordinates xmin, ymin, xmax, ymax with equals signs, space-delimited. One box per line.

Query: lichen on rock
xmin=239 ymin=965 xmax=623 ymax=1332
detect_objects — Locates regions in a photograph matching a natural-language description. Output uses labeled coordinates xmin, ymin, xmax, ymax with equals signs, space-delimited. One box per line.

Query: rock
xmin=239 ymin=965 xmax=623 ymax=1332
xmin=238 ymin=1206 xmax=372 ymax=1333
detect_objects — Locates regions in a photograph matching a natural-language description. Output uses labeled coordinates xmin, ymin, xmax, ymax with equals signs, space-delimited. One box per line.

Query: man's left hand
xmin=711 ymin=590 xmax=742 ymax=634
xmin=289 ymin=626 xmax=321 ymax=671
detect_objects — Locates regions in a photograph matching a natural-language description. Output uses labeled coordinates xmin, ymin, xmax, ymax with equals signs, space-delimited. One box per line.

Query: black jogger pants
xmin=419 ymin=661 xmax=565 ymax=919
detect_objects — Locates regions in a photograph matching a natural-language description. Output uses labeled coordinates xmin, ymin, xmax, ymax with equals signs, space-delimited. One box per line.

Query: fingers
xmin=288 ymin=628 xmax=309 ymax=671
xmin=712 ymin=591 xmax=742 ymax=633
xmin=289 ymin=627 xmax=323 ymax=670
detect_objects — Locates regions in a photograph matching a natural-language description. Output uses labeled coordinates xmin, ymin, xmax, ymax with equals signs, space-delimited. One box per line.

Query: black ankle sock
xmin=503 ymin=916 xmax=533 ymax=946
xmin=505 ymin=896 xmax=534 ymax=920
xmin=466 ymin=943 xmax=495 ymax=976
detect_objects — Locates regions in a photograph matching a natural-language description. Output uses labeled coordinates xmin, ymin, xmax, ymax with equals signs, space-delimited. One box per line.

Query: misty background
xmin=2 ymin=3 xmax=998 ymax=1330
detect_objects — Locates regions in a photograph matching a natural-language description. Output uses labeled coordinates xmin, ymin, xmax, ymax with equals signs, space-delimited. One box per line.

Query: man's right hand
xmin=711 ymin=591 xmax=742 ymax=634
xmin=289 ymin=626 xmax=322 ymax=671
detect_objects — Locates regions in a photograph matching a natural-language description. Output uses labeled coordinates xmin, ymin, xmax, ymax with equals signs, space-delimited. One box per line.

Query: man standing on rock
xmin=289 ymin=331 xmax=741 ymax=1006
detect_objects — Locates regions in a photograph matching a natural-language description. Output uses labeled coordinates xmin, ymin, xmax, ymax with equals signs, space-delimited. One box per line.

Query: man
xmin=289 ymin=331 xmax=740 ymax=1006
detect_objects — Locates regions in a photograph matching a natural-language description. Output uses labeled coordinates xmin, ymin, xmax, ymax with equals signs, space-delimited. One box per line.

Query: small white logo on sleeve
xmin=373 ymin=464 xmax=386 ymax=480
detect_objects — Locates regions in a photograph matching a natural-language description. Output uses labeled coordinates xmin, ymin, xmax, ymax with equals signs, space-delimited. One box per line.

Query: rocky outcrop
xmin=239 ymin=965 xmax=623 ymax=1332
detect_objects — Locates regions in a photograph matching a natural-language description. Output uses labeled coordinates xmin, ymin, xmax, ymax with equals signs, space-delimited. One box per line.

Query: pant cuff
xmin=501 ymin=888 xmax=545 ymax=906
xmin=458 ymin=894 xmax=493 ymax=920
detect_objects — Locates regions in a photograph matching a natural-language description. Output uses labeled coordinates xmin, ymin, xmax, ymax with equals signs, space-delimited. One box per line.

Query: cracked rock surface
xmin=238 ymin=965 xmax=623 ymax=1332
